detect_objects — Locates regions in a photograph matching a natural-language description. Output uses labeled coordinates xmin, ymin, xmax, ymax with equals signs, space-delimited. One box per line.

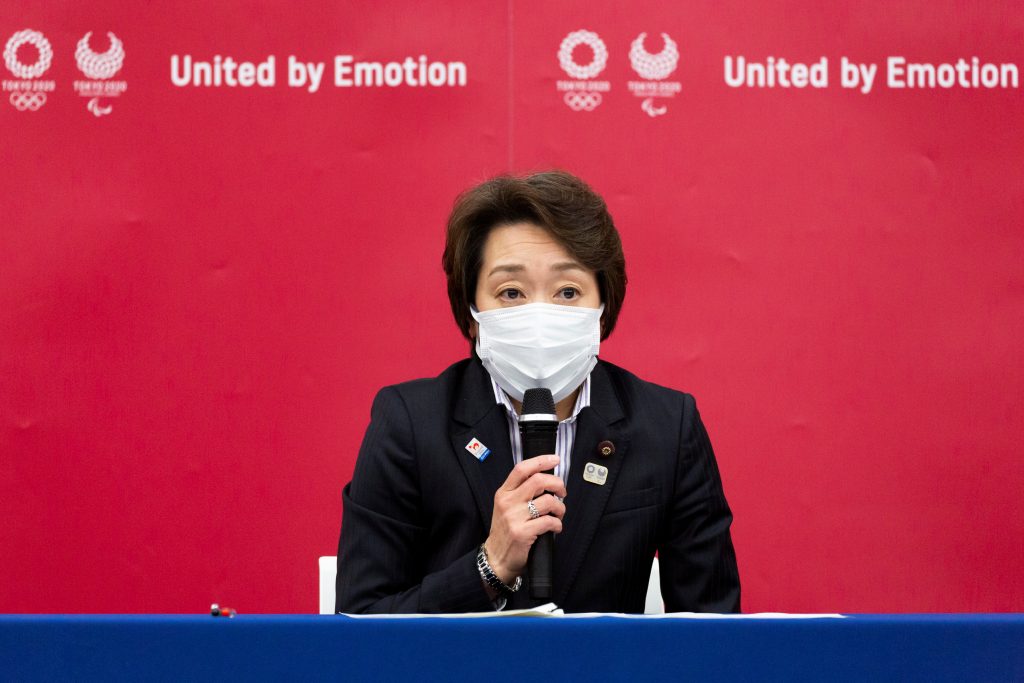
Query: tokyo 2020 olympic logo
xmin=556 ymin=29 xmax=611 ymax=112
xmin=3 ymin=29 xmax=56 ymax=111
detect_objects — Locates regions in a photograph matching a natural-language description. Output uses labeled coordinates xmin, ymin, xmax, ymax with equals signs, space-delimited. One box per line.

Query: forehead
xmin=481 ymin=222 xmax=575 ymax=266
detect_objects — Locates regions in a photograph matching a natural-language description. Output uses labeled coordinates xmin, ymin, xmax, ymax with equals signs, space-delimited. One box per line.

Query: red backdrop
xmin=2 ymin=0 xmax=1022 ymax=613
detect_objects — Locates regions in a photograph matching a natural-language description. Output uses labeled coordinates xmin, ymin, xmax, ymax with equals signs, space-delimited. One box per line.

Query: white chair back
xmin=318 ymin=556 xmax=337 ymax=615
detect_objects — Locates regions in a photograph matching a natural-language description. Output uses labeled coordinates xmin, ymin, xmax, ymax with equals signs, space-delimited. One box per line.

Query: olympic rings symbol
xmin=9 ymin=91 xmax=46 ymax=111
xmin=563 ymin=92 xmax=602 ymax=111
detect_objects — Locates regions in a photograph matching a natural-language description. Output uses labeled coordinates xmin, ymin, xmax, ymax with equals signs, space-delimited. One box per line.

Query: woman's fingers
xmin=501 ymin=454 xmax=559 ymax=491
xmin=522 ymin=515 xmax=563 ymax=537
xmin=487 ymin=456 xmax=567 ymax=582
xmin=527 ymin=493 xmax=566 ymax=520
xmin=522 ymin=472 xmax=567 ymax=500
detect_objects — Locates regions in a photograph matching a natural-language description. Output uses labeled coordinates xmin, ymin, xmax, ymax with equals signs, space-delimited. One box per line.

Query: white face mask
xmin=471 ymin=302 xmax=603 ymax=404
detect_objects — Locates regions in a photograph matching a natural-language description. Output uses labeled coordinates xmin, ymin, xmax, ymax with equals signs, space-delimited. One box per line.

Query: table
xmin=1 ymin=614 xmax=1021 ymax=681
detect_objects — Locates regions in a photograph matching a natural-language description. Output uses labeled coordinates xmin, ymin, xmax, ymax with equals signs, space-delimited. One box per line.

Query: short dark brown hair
xmin=442 ymin=170 xmax=627 ymax=341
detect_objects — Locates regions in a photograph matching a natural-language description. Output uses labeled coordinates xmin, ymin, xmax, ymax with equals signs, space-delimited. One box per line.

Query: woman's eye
xmin=558 ymin=287 xmax=579 ymax=300
xmin=500 ymin=288 xmax=522 ymax=300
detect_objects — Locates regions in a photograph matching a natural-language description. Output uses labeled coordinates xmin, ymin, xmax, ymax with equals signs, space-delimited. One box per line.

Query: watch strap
xmin=476 ymin=544 xmax=522 ymax=597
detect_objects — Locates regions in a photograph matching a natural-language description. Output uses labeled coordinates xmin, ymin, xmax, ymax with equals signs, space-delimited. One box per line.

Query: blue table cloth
xmin=1 ymin=614 xmax=1021 ymax=681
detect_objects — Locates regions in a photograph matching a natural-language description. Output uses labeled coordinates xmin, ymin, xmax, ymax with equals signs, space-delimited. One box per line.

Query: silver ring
xmin=527 ymin=499 xmax=540 ymax=520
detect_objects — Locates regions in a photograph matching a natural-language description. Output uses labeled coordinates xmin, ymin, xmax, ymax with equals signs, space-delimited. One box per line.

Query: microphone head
xmin=522 ymin=388 xmax=556 ymax=415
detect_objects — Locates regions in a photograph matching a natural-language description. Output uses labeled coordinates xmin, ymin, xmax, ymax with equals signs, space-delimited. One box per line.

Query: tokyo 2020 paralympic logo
xmin=74 ymin=31 xmax=128 ymax=117
xmin=627 ymin=31 xmax=683 ymax=117
xmin=75 ymin=31 xmax=125 ymax=79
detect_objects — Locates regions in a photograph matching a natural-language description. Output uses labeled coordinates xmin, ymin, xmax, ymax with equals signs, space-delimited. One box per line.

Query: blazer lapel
xmin=449 ymin=358 xmax=515 ymax=531
xmin=554 ymin=361 xmax=629 ymax=605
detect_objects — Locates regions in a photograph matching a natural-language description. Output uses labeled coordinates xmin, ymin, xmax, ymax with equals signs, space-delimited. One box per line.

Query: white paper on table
xmin=339 ymin=603 xmax=564 ymax=618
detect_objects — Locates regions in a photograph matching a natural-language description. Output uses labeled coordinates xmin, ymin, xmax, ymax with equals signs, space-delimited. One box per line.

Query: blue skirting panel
xmin=1 ymin=614 xmax=1022 ymax=682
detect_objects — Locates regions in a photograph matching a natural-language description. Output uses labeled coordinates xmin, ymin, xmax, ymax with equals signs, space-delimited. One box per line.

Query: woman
xmin=335 ymin=170 xmax=740 ymax=613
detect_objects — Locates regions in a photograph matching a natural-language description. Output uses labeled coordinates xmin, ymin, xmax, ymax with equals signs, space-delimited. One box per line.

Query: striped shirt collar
xmin=490 ymin=375 xmax=591 ymax=424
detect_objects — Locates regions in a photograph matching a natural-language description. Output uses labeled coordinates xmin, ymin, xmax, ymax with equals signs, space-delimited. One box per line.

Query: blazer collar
xmin=553 ymin=361 xmax=630 ymax=605
xmin=449 ymin=358 xmax=516 ymax=531
xmin=452 ymin=355 xmax=500 ymax=428
xmin=453 ymin=357 xmax=625 ymax=428
xmin=582 ymin=360 xmax=625 ymax=426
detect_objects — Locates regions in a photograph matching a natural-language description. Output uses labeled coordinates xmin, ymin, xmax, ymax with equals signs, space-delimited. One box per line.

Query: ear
xmin=468 ymin=320 xmax=478 ymax=339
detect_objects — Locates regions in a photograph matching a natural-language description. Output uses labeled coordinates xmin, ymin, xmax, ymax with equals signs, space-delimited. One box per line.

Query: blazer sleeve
xmin=335 ymin=386 xmax=493 ymax=614
xmin=659 ymin=394 xmax=742 ymax=613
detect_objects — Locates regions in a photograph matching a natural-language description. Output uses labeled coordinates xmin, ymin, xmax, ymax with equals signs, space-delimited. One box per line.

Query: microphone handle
xmin=522 ymin=422 xmax=557 ymax=600
xmin=528 ymin=499 xmax=554 ymax=599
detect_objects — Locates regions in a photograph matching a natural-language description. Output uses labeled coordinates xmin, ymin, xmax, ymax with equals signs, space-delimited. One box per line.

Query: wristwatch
xmin=476 ymin=544 xmax=522 ymax=600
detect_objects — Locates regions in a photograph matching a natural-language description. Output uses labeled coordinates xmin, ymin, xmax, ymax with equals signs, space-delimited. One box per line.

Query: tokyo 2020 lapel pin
xmin=583 ymin=462 xmax=608 ymax=485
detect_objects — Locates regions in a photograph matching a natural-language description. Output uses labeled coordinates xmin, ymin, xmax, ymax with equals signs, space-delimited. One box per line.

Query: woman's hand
xmin=483 ymin=454 xmax=567 ymax=586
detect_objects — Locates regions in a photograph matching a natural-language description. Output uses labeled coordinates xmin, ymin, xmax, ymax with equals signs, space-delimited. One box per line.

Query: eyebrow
xmin=486 ymin=261 xmax=586 ymax=278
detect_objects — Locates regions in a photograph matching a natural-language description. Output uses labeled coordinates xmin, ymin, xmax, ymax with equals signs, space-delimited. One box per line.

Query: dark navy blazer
xmin=335 ymin=357 xmax=740 ymax=614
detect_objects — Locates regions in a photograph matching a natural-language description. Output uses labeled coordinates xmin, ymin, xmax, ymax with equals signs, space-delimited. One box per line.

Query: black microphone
xmin=521 ymin=388 xmax=559 ymax=600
